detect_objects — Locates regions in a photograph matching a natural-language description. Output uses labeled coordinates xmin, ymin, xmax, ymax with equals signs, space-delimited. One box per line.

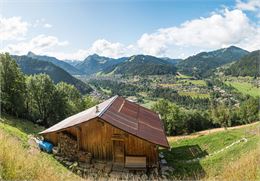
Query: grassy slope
xmin=225 ymin=81 xmax=260 ymax=97
xmin=1 ymin=114 xmax=259 ymax=180
xmin=0 ymin=114 xmax=81 ymax=181
xmin=178 ymin=91 xmax=210 ymax=98
xmin=178 ymin=79 xmax=207 ymax=86
xmin=163 ymin=122 xmax=260 ymax=180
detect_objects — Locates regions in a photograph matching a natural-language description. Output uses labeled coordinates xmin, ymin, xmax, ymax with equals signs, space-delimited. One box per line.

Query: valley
xmin=2 ymin=0 xmax=260 ymax=180
xmin=1 ymin=45 xmax=259 ymax=181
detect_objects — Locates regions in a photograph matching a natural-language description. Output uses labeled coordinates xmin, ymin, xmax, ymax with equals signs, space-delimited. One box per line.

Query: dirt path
xmin=167 ymin=121 xmax=260 ymax=142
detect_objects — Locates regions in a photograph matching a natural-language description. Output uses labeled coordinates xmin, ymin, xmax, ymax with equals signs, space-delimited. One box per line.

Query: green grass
xmin=179 ymin=79 xmax=207 ymax=86
xmin=176 ymin=74 xmax=192 ymax=79
xmin=0 ymin=114 xmax=44 ymax=145
xmin=225 ymin=81 xmax=260 ymax=97
xmin=179 ymin=91 xmax=210 ymax=98
xmin=163 ymin=122 xmax=260 ymax=179
xmin=100 ymin=87 xmax=112 ymax=94
xmin=0 ymin=114 xmax=81 ymax=181
xmin=141 ymin=99 xmax=158 ymax=109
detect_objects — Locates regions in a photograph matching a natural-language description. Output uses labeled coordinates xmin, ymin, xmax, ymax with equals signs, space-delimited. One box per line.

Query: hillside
xmin=75 ymin=54 xmax=127 ymax=75
xmin=13 ymin=55 xmax=92 ymax=94
xmin=0 ymin=114 xmax=82 ymax=181
xmin=27 ymin=52 xmax=83 ymax=75
xmin=177 ymin=46 xmax=249 ymax=77
xmin=164 ymin=121 xmax=260 ymax=180
xmin=161 ymin=57 xmax=182 ymax=65
xmin=225 ymin=50 xmax=260 ymax=77
xmin=106 ymin=55 xmax=177 ymax=75
xmin=0 ymin=114 xmax=259 ymax=180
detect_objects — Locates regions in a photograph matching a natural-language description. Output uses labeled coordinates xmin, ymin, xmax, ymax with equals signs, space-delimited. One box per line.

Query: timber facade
xmin=40 ymin=95 xmax=169 ymax=169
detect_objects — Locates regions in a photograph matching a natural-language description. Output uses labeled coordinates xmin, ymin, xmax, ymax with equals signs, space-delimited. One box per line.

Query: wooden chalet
xmin=39 ymin=95 xmax=169 ymax=169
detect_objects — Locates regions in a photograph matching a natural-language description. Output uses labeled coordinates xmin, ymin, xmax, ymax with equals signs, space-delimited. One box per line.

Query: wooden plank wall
xmin=43 ymin=118 xmax=158 ymax=166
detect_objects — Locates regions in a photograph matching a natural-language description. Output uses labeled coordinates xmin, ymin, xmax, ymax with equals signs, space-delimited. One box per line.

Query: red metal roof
xmin=40 ymin=95 xmax=169 ymax=148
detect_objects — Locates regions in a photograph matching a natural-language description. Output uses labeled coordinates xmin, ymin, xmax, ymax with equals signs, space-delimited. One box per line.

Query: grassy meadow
xmin=0 ymin=114 xmax=259 ymax=181
xmin=178 ymin=91 xmax=210 ymax=98
xmin=164 ymin=122 xmax=260 ymax=180
xmin=225 ymin=81 xmax=260 ymax=97
xmin=0 ymin=114 xmax=81 ymax=181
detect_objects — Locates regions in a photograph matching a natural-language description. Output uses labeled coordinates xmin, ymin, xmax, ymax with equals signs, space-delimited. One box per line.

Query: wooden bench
xmin=125 ymin=156 xmax=146 ymax=170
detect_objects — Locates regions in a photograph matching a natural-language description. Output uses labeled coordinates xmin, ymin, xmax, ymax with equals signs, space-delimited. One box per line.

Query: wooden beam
xmin=76 ymin=126 xmax=81 ymax=150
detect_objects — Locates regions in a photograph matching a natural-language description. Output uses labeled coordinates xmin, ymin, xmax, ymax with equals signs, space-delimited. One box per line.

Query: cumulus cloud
xmin=87 ymin=39 xmax=136 ymax=58
xmin=236 ymin=0 xmax=260 ymax=11
xmin=0 ymin=16 xmax=29 ymax=41
xmin=45 ymin=39 xmax=137 ymax=60
xmin=137 ymin=9 xmax=259 ymax=56
xmin=4 ymin=34 xmax=69 ymax=55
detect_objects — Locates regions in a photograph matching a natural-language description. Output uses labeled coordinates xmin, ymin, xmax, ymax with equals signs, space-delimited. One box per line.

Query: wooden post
xmin=155 ymin=145 xmax=159 ymax=168
xmin=76 ymin=126 xmax=81 ymax=150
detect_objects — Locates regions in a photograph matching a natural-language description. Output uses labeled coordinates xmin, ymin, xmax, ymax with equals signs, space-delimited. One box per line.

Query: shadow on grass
xmin=0 ymin=113 xmax=45 ymax=135
xmin=162 ymin=144 xmax=207 ymax=179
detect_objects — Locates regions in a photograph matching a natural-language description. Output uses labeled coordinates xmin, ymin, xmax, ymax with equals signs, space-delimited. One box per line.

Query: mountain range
xmin=75 ymin=54 xmax=128 ymax=75
xmin=12 ymin=55 xmax=92 ymax=94
xmin=103 ymin=55 xmax=177 ymax=75
xmin=27 ymin=52 xmax=83 ymax=75
xmin=10 ymin=45 xmax=258 ymax=94
xmin=177 ymin=46 xmax=249 ymax=77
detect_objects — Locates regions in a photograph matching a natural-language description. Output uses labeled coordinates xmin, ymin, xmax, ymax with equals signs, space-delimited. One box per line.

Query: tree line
xmin=152 ymin=98 xmax=259 ymax=136
xmin=1 ymin=53 xmax=98 ymax=127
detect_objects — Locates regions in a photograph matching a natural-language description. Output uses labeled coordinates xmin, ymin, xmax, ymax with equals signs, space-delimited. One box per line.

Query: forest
xmin=0 ymin=53 xmax=98 ymax=127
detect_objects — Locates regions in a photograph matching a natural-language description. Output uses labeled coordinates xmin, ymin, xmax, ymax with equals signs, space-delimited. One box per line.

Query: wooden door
xmin=113 ymin=140 xmax=125 ymax=165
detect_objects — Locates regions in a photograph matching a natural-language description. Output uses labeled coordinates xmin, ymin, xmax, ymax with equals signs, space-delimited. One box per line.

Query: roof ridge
xmin=98 ymin=95 xmax=118 ymax=117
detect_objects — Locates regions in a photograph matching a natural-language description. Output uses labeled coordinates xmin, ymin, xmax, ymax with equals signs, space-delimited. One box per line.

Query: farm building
xmin=39 ymin=95 xmax=169 ymax=169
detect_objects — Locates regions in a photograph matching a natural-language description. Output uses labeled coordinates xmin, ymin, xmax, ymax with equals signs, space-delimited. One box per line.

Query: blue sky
xmin=1 ymin=0 xmax=260 ymax=60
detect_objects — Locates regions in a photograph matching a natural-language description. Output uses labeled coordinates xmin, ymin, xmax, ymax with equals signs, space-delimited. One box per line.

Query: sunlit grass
xmin=0 ymin=114 xmax=82 ymax=181
xmin=225 ymin=81 xmax=260 ymax=97
xmin=165 ymin=122 xmax=260 ymax=180
xmin=178 ymin=79 xmax=207 ymax=86
xmin=178 ymin=91 xmax=210 ymax=98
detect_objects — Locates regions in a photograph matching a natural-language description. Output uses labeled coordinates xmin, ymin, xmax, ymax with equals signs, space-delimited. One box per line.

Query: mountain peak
xmin=87 ymin=53 xmax=101 ymax=59
xmin=226 ymin=45 xmax=241 ymax=50
xmin=27 ymin=51 xmax=36 ymax=57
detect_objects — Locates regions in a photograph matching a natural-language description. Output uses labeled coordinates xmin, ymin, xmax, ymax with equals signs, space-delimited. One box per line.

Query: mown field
xmin=225 ymin=81 xmax=260 ymax=97
xmin=164 ymin=122 xmax=260 ymax=180
xmin=178 ymin=91 xmax=210 ymax=98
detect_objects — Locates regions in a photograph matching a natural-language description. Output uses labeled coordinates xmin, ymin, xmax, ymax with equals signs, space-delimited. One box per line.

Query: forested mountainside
xmin=75 ymin=54 xmax=127 ymax=75
xmin=105 ymin=55 xmax=177 ymax=75
xmin=225 ymin=50 xmax=260 ymax=77
xmin=13 ymin=55 xmax=92 ymax=94
xmin=27 ymin=52 xmax=83 ymax=75
xmin=177 ymin=46 xmax=249 ymax=77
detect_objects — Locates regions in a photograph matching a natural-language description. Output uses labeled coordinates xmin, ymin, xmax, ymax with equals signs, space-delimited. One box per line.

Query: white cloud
xmin=137 ymin=9 xmax=259 ymax=57
xmin=4 ymin=34 xmax=69 ymax=55
xmin=87 ymin=39 xmax=136 ymax=58
xmin=0 ymin=16 xmax=29 ymax=41
xmin=236 ymin=0 xmax=260 ymax=11
xmin=44 ymin=23 xmax=52 ymax=28
xmin=32 ymin=18 xmax=52 ymax=28
xmin=45 ymin=39 xmax=137 ymax=60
